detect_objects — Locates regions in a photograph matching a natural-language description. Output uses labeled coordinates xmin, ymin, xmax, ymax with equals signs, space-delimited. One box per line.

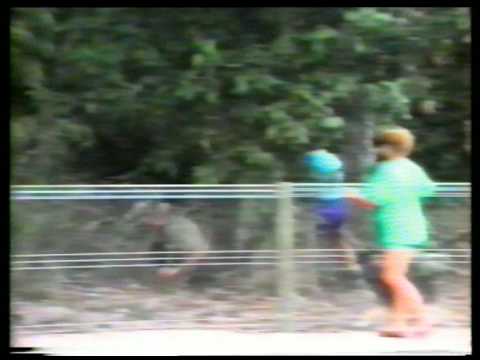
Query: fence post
xmin=276 ymin=182 xmax=295 ymax=332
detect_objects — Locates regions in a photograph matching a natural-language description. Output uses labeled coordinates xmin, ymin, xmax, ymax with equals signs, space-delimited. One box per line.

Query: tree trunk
xmin=464 ymin=119 xmax=470 ymax=155
xmin=342 ymin=108 xmax=375 ymax=182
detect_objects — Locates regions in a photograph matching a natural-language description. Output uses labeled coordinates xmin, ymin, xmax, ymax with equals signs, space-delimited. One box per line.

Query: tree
xmin=11 ymin=7 xmax=470 ymax=184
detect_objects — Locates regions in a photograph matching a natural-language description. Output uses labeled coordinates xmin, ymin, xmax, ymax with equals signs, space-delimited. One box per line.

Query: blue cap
xmin=305 ymin=150 xmax=343 ymax=175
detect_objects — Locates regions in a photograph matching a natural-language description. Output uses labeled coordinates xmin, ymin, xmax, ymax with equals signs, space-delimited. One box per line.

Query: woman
xmin=144 ymin=203 xmax=211 ymax=289
xmin=347 ymin=127 xmax=436 ymax=337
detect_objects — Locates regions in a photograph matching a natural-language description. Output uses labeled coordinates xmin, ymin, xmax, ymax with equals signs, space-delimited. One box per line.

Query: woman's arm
xmin=346 ymin=190 xmax=376 ymax=210
xmin=349 ymin=165 xmax=395 ymax=210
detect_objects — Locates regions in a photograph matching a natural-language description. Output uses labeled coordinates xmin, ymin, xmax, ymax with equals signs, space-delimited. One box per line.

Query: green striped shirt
xmin=361 ymin=158 xmax=436 ymax=249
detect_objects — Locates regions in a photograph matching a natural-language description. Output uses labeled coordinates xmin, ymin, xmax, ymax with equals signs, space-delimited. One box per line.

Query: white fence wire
xmin=10 ymin=182 xmax=471 ymax=200
xmin=10 ymin=182 xmax=471 ymax=334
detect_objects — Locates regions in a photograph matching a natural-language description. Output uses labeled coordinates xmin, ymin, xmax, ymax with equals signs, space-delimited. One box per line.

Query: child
xmin=304 ymin=149 xmax=359 ymax=271
xmin=348 ymin=127 xmax=436 ymax=337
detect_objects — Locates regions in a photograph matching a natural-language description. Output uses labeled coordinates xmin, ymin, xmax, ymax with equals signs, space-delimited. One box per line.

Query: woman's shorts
xmin=378 ymin=242 xmax=428 ymax=251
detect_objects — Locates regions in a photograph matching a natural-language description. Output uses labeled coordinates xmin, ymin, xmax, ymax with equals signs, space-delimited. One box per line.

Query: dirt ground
xmin=11 ymin=267 xmax=470 ymax=355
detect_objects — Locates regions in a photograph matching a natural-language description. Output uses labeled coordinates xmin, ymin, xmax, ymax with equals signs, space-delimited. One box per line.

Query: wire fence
xmin=10 ymin=182 xmax=471 ymax=200
xmin=10 ymin=182 xmax=471 ymax=268
xmin=10 ymin=183 xmax=471 ymax=335
xmin=11 ymin=249 xmax=471 ymax=270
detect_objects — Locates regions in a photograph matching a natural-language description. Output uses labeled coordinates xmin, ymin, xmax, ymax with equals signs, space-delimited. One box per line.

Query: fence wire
xmin=10 ymin=183 xmax=471 ymax=335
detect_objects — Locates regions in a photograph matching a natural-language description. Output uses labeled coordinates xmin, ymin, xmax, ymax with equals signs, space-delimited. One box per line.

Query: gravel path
xmin=13 ymin=328 xmax=471 ymax=355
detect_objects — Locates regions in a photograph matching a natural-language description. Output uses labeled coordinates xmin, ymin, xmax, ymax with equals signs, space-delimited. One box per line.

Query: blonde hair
xmin=373 ymin=127 xmax=415 ymax=156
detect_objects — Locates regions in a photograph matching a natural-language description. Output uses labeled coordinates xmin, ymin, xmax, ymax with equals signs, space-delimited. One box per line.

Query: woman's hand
xmin=346 ymin=190 xmax=376 ymax=210
xmin=158 ymin=257 xmax=199 ymax=279
xmin=345 ymin=189 xmax=360 ymax=199
xmin=156 ymin=267 xmax=182 ymax=281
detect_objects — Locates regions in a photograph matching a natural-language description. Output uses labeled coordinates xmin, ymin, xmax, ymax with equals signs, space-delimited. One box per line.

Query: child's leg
xmin=337 ymin=228 xmax=361 ymax=270
xmin=325 ymin=228 xmax=359 ymax=270
xmin=315 ymin=201 xmax=359 ymax=270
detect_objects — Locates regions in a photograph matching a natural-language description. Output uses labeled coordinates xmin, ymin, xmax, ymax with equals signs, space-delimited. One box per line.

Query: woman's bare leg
xmin=380 ymin=250 xmax=426 ymax=332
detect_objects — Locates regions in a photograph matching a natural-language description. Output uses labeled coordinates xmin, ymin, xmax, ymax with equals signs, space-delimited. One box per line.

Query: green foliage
xmin=364 ymin=81 xmax=411 ymax=121
xmin=11 ymin=7 xmax=470 ymax=184
xmin=58 ymin=121 xmax=95 ymax=150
